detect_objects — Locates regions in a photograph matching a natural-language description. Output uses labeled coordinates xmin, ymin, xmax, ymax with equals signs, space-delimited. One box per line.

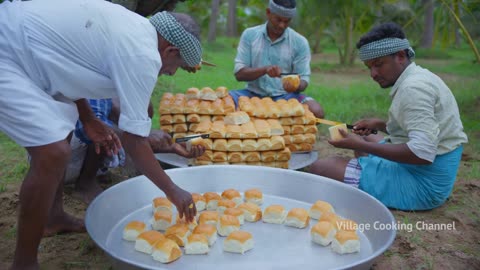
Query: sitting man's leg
xmin=72 ymin=143 xmax=104 ymax=204
xmin=308 ymin=157 xmax=350 ymax=182
xmin=228 ymin=89 xmax=259 ymax=108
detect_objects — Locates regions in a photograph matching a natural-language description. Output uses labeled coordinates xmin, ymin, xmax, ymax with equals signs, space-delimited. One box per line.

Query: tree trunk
xmin=420 ymin=0 xmax=434 ymax=48
xmin=226 ymin=0 xmax=237 ymax=37
xmin=207 ymin=0 xmax=221 ymax=43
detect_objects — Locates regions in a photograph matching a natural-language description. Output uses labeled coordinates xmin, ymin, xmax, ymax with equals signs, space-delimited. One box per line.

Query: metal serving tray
xmin=86 ymin=165 xmax=395 ymax=270
xmin=154 ymin=151 xmax=318 ymax=170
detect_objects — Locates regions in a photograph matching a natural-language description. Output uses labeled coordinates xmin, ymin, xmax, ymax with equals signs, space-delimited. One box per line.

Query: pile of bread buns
xmin=122 ymin=188 xmax=360 ymax=264
xmin=158 ymin=88 xmax=318 ymax=167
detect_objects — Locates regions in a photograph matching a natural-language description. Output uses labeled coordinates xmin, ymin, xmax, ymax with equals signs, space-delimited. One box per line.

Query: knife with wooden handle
xmin=316 ymin=119 xmax=378 ymax=134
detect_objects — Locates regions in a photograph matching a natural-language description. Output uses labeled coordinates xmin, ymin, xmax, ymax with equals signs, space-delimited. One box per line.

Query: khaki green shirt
xmin=386 ymin=62 xmax=468 ymax=157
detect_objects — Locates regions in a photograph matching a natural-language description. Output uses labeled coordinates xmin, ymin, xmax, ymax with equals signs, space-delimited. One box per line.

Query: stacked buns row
xmin=159 ymin=88 xmax=234 ymax=116
xmin=122 ymin=188 xmax=360 ymax=265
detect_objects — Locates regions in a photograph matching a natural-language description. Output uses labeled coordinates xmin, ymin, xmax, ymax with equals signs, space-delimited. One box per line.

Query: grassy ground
xmin=0 ymin=39 xmax=479 ymax=269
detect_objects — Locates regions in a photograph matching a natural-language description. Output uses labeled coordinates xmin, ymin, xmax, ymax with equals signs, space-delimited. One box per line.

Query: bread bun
xmin=223 ymin=231 xmax=254 ymax=254
xmin=185 ymin=233 xmax=210 ymax=255
xmin=186 ymin=87 xmax=200 ymax=100
xmin=224 ymin=208 xmax=245 ymax=225
xmin=328 ymin=123 xmax=348 ymax=141
xmin=263 ymin=205 xmax=287 ymax=224
xmin=152 ymin=197 xmax=173 ymax=213
xmin=203 ymin=192 xmax=222 ymax=211
xmin=244 ymin=188 xmax=263 ymax=205
xmin=267 ymin=119 xmax=284 ymax=135
xmin=224 ymin=111 xmax=250 ymax=125
xmin=217 ymin=214 xmax=241 ymax=237
xmin=221 ymin=189 xmax=242 ymax=206
xmin=242 ymin=139 xmax=258 ymax=152
xmin=285 ymin=208 xmax=310 ymax=228
xmin=282 ymin=74 xmax=300 ymax=92
xmin=151 ymin=238 xmax=182 ymax=263
xmin=175 ymin=215 xmax=198 ymax=231
xmin=311 ymin=221 xmax=336 ymax=246
xmin=260 ymin=151 xmax=276 ymax=163
xmin=309 ymin=200 xmax=335 ymax=220
xmin=184 ymin=99 xmax=199 ymax=114
xmin=198 ymin=210 xmax=219 ymax=226
xmin=192 ymin=224 xmax=217 ymax=246
xmin=200 ymin=87 xmax=217 ymax=101
xmin=165 ymin=224 xmax=190 ymax=247
xmin=123 ymin=221 xmax=147 ymax=241
xmin=134 ymin=230 xmax=165 ymax=254
xmin=217 ymin=199 xmax=236 ymax=215
xmin=331 ymin=230 xmax=360 ymax=254
xmin=215 ymin=86 xmax=229 ymax=98
xmin=238 ymin=202 xmax=262 ymax=222
xmin=226 ymin=139 xmax=243 ymax=152
xmin=227 ymin=152 xmax=244 ymax=163
xmin=319 ymin=212 xmax=339 ymax=229
xmin=160 ymin=114 xmax=173 ymax=125
xmin=151 ymin=210 xmax=173 ymax=231
xmin=225 ymin=124 xmax=243 ymax=139
xmin=192 ymin=193 xmax=206 ymax=211
xmin=244 ymin=151 xmax=261 ymax=162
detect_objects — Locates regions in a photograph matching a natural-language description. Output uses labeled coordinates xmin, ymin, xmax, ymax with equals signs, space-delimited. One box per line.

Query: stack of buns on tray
xmin=158 ymin=87 xmax=318 ymax=167
xmin=122 ymin=188 xmax=360 ymax=264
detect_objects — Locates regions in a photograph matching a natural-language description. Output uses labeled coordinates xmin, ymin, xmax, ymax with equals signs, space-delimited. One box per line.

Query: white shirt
xmin=11 ymin=0 xmax=161 ymax=137
xmin=387 ymin=63 xmax=468 ymax=161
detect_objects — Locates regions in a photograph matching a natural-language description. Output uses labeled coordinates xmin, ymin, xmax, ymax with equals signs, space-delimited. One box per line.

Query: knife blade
xmin=280 ymin=72 xmax=298 ymax=76
xmin=174 ymin=134 xmax=210 ymax=143
xmin=316 ymin=118 xmax=377 ymax=134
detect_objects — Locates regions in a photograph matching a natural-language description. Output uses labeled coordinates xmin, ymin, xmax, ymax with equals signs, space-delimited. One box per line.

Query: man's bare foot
xmin=43 ymin=213 xmax=86 ymax=237
xmin=72 ymin=183 xmax=103 ymax=204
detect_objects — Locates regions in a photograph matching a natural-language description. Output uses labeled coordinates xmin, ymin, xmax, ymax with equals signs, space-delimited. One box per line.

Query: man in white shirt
xmin=0 ymin=0 xmax=202 ymax=269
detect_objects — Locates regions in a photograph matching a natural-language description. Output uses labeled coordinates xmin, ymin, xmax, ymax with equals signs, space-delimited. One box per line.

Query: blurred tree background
xmin=174 ymin=0 xmax=480 ymax=64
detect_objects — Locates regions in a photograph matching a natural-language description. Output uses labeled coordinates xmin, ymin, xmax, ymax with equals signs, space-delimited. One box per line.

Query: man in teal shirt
xmin=230 ymin=0 xmax=324 ymax=118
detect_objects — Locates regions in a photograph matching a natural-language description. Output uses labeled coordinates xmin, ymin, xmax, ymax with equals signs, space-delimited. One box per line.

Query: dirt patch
xmin=1 ymin=140 xmax=479 ymax=269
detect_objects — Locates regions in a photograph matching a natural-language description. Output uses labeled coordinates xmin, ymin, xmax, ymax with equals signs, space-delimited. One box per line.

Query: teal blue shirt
xmin=234 ymin=23 xmax=311 ymax=97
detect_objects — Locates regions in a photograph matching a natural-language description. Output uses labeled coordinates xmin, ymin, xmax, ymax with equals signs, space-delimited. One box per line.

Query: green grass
xmin=0 ymin=38 xmax=479 ymax=185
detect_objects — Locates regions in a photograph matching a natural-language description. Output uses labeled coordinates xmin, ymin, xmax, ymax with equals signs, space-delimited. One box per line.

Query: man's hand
xmin=148 ymin=130 xmax=174 ymax=153
xmin=172 ymin=143 xmax=205 ymax=158
xmin=148 ymin=130 xmax=206 ymax=158
xmin=166 ymin=185 xmax=196 ymax=222
xmin=352 ymin=118 xmax=386 ymax=135
xmin=328 ymin=129 xmax=366 ymax=150
xmin=83 ymin=117 xmax=122 ymax=155
xmin=265 ymin=65 xmax=282 ymax=77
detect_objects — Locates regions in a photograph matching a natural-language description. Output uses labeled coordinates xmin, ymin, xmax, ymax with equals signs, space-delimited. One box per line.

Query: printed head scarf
xmin=150 ymin=11 xmax=202 ymax=67
xmin=358 ymin=38 xmax=415 ymax=61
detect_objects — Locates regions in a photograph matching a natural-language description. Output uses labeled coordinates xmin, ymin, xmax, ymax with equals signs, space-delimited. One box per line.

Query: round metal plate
xmin=86 ymin=165 xmax=396 ymax=270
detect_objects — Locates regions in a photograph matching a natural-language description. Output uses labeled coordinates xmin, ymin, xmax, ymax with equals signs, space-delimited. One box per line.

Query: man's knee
xmin=308 ymin=159 xmax=328 ymax=175
xmin=305 ymin=101 xmax=324 ymax=119
xmin=29 ymin=140 xmax=72 ymax=169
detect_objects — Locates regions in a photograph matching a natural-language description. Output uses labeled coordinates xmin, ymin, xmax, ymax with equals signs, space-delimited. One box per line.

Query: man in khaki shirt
xmin=309 ymin=22 xmax=467 ymax=211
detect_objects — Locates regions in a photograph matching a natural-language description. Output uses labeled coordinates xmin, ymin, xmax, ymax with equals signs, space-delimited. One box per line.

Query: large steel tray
xmin=154 ymin=151 xmax=318 ymax=170
xmin=86 ymin=165 xmax=396 ymax=270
